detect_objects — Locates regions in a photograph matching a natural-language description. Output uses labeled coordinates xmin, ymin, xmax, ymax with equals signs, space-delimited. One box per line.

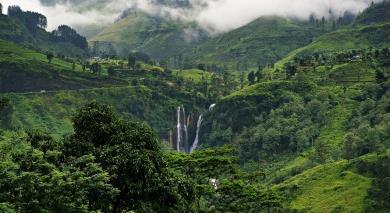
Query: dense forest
xmin=0 ymin=0 xmax=389 ymax=212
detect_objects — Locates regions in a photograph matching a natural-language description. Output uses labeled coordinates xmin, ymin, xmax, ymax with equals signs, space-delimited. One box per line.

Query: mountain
xmin=1 ymin=1 xmax=390 ymax=212
xmin=188 ymin=17 xmax=324 ymax=69
xmin=91 ymin=11 xmax=207 ymax=59
xmin=92 ymin=14 xmax=325 ymax=69
xmin=276 ymin=1 xmax=390 ymax=67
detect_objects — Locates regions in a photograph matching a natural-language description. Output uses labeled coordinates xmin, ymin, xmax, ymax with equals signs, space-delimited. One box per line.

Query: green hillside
xmin=91 ymin=11 xmax=205 ymax=59
xmin=0 ymin=1 xmax=389 ymax=212
xmin=189 ymin=17 xmax=323 ymax=69
xmin=0 ymin=39 xmax=126 ymax=92
xmin=0 ymin=12 xmax=87 ymax=58
xmin=275 ymin=2 xmax=390 ymax=68
xmin=355 ymin=1 xmax=390 ymax=25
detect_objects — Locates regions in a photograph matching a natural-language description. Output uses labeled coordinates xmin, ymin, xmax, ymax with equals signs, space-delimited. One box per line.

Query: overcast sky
xmin=0 ymin=0 xmax=377 ymax=32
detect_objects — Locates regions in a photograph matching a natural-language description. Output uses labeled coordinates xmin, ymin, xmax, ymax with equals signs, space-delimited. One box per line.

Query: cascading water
xmin=175 ymin=105 xmax=208 ymax=152
xmin=209 ymin=104 xmax=216 ymax=111
xmin=182 ymin=107 xmax=189 ymax=152
xmin=176 ymin=106 xmax=181 ymax=151
xmin=190 ymin=114 xmax=203 ymax=153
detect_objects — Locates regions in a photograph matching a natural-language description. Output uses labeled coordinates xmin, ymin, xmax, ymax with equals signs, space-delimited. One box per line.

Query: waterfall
xmin=182 ymin=107 xmax=188 ymax=152
xmin=176 ymin=106 xmax=181 ymax=151
xmin=175 ymin=106 xmax=204 ymax=153
xmin=209 ymin=104 xmax=216 ymax=111
xmin=176 ymin=106 xmax=189 ymax=152
xmin=190 ymin=114 xmax=203 ymax=153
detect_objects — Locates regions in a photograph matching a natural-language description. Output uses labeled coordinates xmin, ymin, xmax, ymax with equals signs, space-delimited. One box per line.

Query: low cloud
xmin=1 ymin=0 xmax=121 ymax=30
xmin=0 ymin=0 xmax=378 ymax=33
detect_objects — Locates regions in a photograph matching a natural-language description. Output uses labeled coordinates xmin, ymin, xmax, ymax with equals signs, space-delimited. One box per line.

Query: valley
xmin=0 ymin=1 xmax=389 ymax=212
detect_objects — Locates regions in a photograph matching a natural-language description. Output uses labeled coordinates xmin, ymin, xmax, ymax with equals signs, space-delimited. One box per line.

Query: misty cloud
xmin=1 ymin=0 xmax=123 ymax=30
xmin=0 ymin=0 xmax=378 ymax=33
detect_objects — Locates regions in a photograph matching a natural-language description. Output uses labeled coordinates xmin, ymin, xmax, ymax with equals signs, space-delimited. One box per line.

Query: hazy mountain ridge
xmin=91 ymin=11 xmax=208 ymax=59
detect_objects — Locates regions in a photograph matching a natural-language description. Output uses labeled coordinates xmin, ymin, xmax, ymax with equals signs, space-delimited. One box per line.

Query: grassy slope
xmin=190 ymin=17 xmax=322 ymax=68
xmin=204 ymin=56 xmax=375 ymax=211
xmin=0 ymin=39 xmax=81 ymax=71
xmin=277 ymin=23 xmax=390 ymax=68
xmin=316 ymin=102 xmax=352 ymax=149
xmin=0 ymin=15 xmax=87 ymax=57
xmin=0 ymin=39 xmax=126 ymax=92
xmin=269 ymin=85 xmax=370 ymax=211
xmin=172 ymin=69 xmax=212 ymax=82
xmin=276 ymin=160 xmax=371 ymax=212
xmin=328 ymin=62 xmax=376 ymax=82
xmin=275 ymin=4 xmax=390 ymax=68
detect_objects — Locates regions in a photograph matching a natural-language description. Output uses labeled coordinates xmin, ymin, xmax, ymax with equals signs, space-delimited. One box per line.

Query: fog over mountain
xmin=1 ymin=0 xmax=378 ymax=32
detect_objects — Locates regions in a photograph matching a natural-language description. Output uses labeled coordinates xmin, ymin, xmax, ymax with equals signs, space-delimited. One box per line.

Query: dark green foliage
xmin=201 ymin=81 xmax=317 ymax=147
xmin=214 ymin=180 xmax=284 ymax=212
xmin=166 ymin=146 xmax=285 ymax=211
xmin=90 ymin=62 xmax=101 ymax=74
xmin=46 ymin=52 xmax=54 ymax=63
xmin=0 ymin=131 xmax=118 ymax=212
xmin=0 ymin=6 xmax=87 ymax=57
xmin=107 ymin=66 xmax=116 ymax=76
xmin=52 ymin=25 xmax=88 ymax=50
xmin=0 ymin=102 xmax=198 ymax=212
xmin=356 ymin=1 xmax=390 ymax=25
xmin=7 ymin=6 xmax=47 ymax=32
xmin=239 ymin=95 xmax=329 ymax=162
xmin=65 ymin=102 xmax=195 ymax=212
xmin=285 ymin=63 xmax=298 ymax=79
xmin=345 ymin=80 xmax=390 ymax=157
xmin=248 ymin=71 xmax=255 ymax=85
xmin=127 ymin=52 xmax=139 ymax=70
xmin=0 ymin=16 xmax=33 ymax=43
xmin=0 ymin=98 xmax=12 ymax=129
xmin=353 ymin=153 xmax=390 ymax=212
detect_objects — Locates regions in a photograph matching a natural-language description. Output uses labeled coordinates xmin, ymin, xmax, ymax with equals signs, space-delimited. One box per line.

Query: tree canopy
xmin=8 ymin=6 xmax=47 ymax=32
xmin=52 ymin=25 xmax=88 ymax=49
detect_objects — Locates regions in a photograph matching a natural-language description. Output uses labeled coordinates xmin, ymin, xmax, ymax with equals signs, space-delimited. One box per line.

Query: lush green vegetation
xmin=0 ymin=103 xmax=195 ymax=212
xmin=1 ymin=1 xmax=390 ymax=212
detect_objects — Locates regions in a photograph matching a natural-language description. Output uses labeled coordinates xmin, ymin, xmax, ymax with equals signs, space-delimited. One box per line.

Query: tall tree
xmin=285 ymin=63 xmax=297 ymax=79
xmin=46 ymin=52 xmax=54 ymax=63
xmin=52 ymin=25 xmax=88 ymax=49
xmin=65 ymin=102 xmax=195 ymax=212
xmin=90 ymin=62 xmax=101 ymax=74
xmin=248 ymin=71 xmax=256 ymax=85
xmin=128 ymin=53 xmax=136 ymax=71
xmin=8 ymin=6 xmax=47 ymax=32
xmin=107 ymin=66 xmax=116 ymax=77
xmin=0 ymin=98 xmax=12 ymax=128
